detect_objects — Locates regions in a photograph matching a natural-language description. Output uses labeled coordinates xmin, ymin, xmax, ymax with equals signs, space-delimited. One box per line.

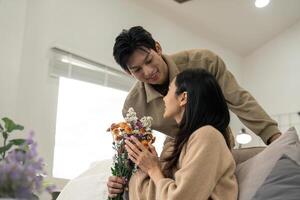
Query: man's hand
xmin=106 ymin=176 xmax=125 ymax=198
xmin=267 ymin=132 xmax=281 ymax=144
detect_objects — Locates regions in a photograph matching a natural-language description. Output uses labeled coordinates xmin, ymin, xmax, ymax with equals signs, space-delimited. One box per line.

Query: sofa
xmin=56 ymin=127 xmax=300 ymax=200
xmin=232 ymin=147 xmax=265 ymax=165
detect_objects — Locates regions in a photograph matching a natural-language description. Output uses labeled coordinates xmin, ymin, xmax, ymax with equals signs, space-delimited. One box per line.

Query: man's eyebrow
xmin=129 ymin=51 xmax=150 ymax=69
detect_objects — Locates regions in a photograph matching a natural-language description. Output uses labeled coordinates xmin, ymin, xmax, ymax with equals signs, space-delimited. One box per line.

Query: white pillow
xmin=57 ymin=159 xmax=112 ymax=200
xmin=235 ymin=127 xmax=300 ymax=200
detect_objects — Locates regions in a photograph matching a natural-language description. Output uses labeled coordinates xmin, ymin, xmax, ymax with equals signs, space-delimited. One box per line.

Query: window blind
xmin=50 ymin=47 xmax=135 ymax=92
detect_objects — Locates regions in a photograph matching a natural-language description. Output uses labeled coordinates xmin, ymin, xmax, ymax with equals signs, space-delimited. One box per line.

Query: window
xmin=53 ymin=77 xmax=128 ymax=179
xmin=51 ymin=48 xmax=165 ymax=179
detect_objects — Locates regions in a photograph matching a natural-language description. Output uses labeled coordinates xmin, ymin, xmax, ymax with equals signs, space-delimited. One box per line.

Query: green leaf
xmin=0 ymin=123 xmax=3 ymax=132
xmin=15 ymin=124 xmax=24 ymax=131
xmin=0 ymin=143 xmax=13 ymax=154
xmin=2 ymin=117 xmax=24 ymax=133
xmin=9 ymin=138 xmax=26 ymax=146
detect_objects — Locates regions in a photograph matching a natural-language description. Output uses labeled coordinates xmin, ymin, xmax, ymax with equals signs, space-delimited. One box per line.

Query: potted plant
xmin=0 ymin=117 xmax=55 ymax=199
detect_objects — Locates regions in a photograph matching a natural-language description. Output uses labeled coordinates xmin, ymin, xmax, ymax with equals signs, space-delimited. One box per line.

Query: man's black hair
xmin=113 ymin=26 xmax=156 ymax=71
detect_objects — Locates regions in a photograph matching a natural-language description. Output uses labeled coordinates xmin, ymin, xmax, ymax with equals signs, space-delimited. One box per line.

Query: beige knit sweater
xmin=128 ymin=125 xmax=238 ymax=200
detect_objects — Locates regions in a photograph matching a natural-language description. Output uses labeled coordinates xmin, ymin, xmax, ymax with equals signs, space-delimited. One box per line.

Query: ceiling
xmin=136 ymin=0 xmax=300 ymax=56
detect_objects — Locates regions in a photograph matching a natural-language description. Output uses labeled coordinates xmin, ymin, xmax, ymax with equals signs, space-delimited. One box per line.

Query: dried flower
xmin=106 ymin=108 xmax=155 ymax=200
xmin=140 ymin=116 xmax=153 ymax=131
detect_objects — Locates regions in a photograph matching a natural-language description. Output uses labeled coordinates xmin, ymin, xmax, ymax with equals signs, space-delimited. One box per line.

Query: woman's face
xmin=163 ymin=78 xmax=186 ymax=124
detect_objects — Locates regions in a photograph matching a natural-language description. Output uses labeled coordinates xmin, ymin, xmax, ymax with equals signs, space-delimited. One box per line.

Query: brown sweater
xmin=128 ymin=125 xmax=238 ymax=200
xmin=123 ymin=49 xmax=279 ymax=144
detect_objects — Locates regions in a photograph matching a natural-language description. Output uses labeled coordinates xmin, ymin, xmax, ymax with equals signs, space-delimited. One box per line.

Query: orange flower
xmin=124 ymin=126 xmax=132 ymax=134
xmin=114 ymin=134 xmax=122 ymax=141
xmin=141 ymin=140 xmax=149 ymax=147
xmin=112 ymin=128 xmax=120 ymax=135
xmin=119 ymin=122 xmax=128 ymax=129
xmin=140 ymin=128 xmax=146 ymax=134
xmin=107 ymin=123 xmax=119 ymax=132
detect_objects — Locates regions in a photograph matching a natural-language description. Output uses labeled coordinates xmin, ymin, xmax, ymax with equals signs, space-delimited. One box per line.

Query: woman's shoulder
xmin=189 ymin=125 xmax=226 ymax=145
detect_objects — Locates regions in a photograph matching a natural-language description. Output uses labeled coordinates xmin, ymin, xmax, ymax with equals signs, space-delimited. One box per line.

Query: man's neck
xmin=151 ymin=81 xmax=169 ymax=96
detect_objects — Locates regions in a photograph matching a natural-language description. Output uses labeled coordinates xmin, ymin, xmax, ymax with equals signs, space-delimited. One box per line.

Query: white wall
xmin=0 ymin=0 xmax=27 ymax=118
xmin=0 ymin=0 xmax=242 ymax=196
xmin=240 ymin=20 xmax=300 ymax=147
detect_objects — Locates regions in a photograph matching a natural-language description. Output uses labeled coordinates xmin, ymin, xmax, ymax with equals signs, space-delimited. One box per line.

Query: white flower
xmin=125 ymin=107 xmax=138 ymax=123
xmin=140 ymin=116 xmax=153 ymax=130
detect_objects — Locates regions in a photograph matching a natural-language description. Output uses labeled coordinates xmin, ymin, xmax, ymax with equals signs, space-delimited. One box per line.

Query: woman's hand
xmin=106 ymin=176 xmax=125 ymax=198
xmin=125 ymin=136 xmax=164 ymax=184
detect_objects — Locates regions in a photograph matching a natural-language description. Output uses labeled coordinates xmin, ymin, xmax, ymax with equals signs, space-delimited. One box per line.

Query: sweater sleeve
xmin=197 ymin=50 xmax=279 ymax=143
xmin=156 ymin=127 xmax=232 ymax=200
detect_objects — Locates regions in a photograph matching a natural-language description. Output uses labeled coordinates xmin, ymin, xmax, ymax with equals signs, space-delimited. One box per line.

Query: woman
xmin=107 ymin=68 xmax=238 ymax=200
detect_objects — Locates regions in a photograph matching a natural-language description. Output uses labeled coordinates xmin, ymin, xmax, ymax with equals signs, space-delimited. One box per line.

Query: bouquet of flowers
xmin=107 ymin=108 xmax=155 ymax=200
xmin=0 ymin=117 xmax=55 ymax=199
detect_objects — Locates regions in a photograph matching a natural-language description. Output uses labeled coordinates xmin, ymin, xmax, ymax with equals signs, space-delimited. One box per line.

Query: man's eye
xmin=134 ymin=68 xmax=141 ymax=72
xmin=145 ymin=59 xmax=152 ymax=64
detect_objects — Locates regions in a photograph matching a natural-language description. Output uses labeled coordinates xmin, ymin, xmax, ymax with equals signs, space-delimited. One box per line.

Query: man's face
xmin=126 ymin=46 xmax=168 ymax=85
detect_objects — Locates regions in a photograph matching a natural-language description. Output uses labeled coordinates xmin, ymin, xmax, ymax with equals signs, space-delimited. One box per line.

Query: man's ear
xmin=155 ymin=42 xmax=162 ymax=55
xmin=179 ymin=92 xmax=188 ymax=107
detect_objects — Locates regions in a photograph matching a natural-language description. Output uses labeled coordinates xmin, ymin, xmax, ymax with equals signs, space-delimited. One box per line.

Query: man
xmin=113 ymin=26 xmax=281 ymax=144
xmin=107 ymin=25 xmax=281 ymax=198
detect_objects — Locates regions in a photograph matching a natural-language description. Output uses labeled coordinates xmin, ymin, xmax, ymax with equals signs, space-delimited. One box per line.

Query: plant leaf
xmin=0 ymin=143 xmax=13 ymax=154
xmin=9 ymin=138 xmax=26 ymax=146
xmin=0 ymin=123 xmax=3 ymax=132
xmin=2 ymin=117 xmax=24 ymax=133
xmin=15 ymin=124 xmax=25 ymax=131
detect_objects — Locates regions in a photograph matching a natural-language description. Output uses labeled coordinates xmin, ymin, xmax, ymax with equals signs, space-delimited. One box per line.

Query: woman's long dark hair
xmin=163 ymin=68 xmax=231 ymax=178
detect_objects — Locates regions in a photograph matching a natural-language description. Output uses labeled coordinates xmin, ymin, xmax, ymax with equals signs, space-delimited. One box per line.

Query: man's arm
xmin=267 ymin=132 xmax=281 ymax=144
xmin=200 ymin=50 xmax=280 ymax=144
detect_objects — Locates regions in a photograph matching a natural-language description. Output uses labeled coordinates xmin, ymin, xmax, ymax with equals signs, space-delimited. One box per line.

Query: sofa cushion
xmin=57 ymin=159 xmax=112 ymax=200
xmin=235 ymin=127 xmax=300 ymax=200
xmin=252 ymin=154 xmax=300 ymax=200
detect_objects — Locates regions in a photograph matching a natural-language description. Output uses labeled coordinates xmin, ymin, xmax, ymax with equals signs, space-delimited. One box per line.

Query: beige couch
xmin=57 ymin=127 xmax=300 ymax=200
xmin=54 ymin=147 xmax=266 ymax=200
xmin=232 ymin=146 xmax=265 ymax=165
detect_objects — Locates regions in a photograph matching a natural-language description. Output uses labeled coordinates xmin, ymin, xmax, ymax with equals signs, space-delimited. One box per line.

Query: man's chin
xmin=147 ymin=80 xmax=161 ymax=85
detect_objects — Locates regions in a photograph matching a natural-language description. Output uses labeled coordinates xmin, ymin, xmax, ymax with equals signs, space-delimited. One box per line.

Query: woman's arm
xmin=155 ymin=127 xmax=234 ymax=200
xmin=126 ymin=126 xmax=235 ymax=200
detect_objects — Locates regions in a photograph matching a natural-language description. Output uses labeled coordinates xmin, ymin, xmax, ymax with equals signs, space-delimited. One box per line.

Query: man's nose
xmin=143 ymin=65 xmax=154 ymax=77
